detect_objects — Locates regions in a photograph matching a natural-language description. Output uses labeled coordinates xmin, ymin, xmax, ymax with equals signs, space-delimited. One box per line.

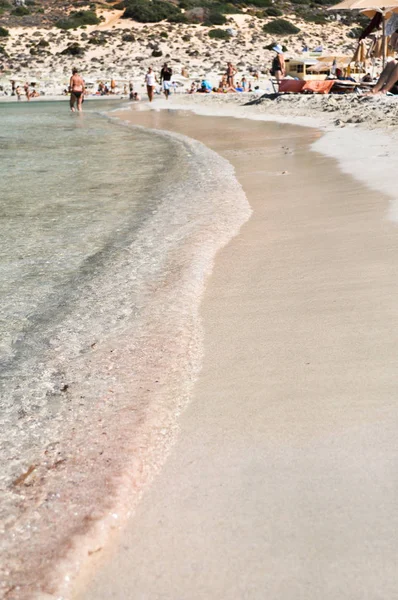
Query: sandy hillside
xmin=0 ymin=8 xmax=358 ymax=90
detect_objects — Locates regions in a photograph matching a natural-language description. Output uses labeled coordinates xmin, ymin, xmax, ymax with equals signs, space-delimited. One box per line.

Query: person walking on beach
xmin=145 ymin=66 xmax=157 ymax=102
xmin=226 ymin=62 xmax=237 ymax=87
xmin=69 ymin=67 xmax=85 ymax=112
xmin=270 ymin=44 xmax=285 ymax=84
xmin=160 ymin=62 xmax=173 ymax=99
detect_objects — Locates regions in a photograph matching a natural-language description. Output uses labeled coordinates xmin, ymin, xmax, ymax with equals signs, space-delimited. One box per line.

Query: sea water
xmin=0 ymin=100 xmax=250 ymax=599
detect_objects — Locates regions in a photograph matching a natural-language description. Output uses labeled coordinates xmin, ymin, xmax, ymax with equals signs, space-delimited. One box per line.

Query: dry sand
xmin=72 ymin=108 xmax=398 ymax=599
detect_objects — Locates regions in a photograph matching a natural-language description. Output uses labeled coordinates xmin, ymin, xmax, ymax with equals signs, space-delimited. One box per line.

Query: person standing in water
xmin=145 ymin=66 xmax=157 ymax=102
xmin=160 ymin=62 xmax=172 ymax=99
xmin=23 ymin=82 xmax=30 ymax=101
xmin=69 ymin=67 xmax=85 ymax=112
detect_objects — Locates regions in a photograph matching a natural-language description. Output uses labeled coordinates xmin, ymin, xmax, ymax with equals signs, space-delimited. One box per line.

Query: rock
xmin=185 ymin=7 xmax=207 ymax=23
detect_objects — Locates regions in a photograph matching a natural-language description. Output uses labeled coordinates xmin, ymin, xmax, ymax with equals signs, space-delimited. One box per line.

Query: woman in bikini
xmin=271 ymin=45 xmax=285 ymax=84
xmin=69 ymin=67 xmax=85 ymax=112
xmin=226 ymin=62 xmax=237 ymax=88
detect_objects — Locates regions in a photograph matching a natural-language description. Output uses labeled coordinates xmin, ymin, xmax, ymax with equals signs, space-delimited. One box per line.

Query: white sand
xmin=72 ymin=107 xmax=398 ymax=599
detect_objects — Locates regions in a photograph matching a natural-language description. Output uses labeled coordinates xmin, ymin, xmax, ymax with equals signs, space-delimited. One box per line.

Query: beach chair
xmin=270 ymin=77 xmax=279 ymax=93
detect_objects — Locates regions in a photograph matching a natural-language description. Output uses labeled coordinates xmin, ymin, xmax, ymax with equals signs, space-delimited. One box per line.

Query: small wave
xmin=0 ymin=106 xmax=251 ymax=599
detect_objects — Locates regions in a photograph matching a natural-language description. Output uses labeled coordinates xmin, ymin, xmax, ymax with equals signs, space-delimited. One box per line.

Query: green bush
xmin=248 ymin=0 xmax=271 ymax=6
xmin=0 ymin=25 xmax=9 ymax=36
xmin=265 ymin=7 xmax=281 ymax=16
xmin=167 ymin=11 xmax=187 ymax=21
xmin=178 ymin=0 xmax=196 ymax=7
xmin=122 ymin=0 xmax=181 ymax=22
xmin=56 ymin=10 xmax=100 ymax=29
xmin=348 ymin=26 xmax=361 ymax=38
xmin=305 ymin=13 xmax=327 ymax=24
xmin=208 ymin=28 xmax=230 ymax=38
xmin=214 ymin=2 xmax=240 ymax=13
xmin=37 ymin=38 xmax=49 ymax=47
xmin=88 ymin=36 xmax=107 ymax=44
xmin=160 ymin=30 xmax=168 ymax=37
xmin=205 ymin=9 xmax=227 ymax=24
xmin=0 ymin=0 xmax=11 ymax=7
xmin=60 ymin=42 xmax=85 ymax=55
xmin=12 ymin=6 xmax=30 ymax=15
xmin=179 ymin=0 xmax=238 ymax=8
xmin=263 ymin=18 xmax=300 ymax=35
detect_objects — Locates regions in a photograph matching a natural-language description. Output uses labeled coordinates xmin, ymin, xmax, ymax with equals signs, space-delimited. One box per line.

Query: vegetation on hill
xmin=0 ymin=0 xmax=369 ymax=35
xmin=208 ymin=27 xmax=231 ymax=38
xmin=263 ymin=18 xmax=300 ymax=35
xmin=56 ymin=9 xmax=101 ymax=29
xmin=118 ymin=0 xmax=181 ymax=23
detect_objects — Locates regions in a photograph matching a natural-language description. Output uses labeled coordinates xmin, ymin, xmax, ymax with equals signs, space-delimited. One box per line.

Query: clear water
xmin=0 ymin=101 xmax=250 ymax=599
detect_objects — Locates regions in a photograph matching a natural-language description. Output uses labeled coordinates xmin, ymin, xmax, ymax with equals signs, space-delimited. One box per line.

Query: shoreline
xmin=72 ymin=105 xmax=398 ymax=598
xmin=152 ymin=94 xmax=398 ymax=219
xmin=3 ymin=96 xmax=398 ymax=598
xmin=0 ymin=104 xmax=250 ymax=600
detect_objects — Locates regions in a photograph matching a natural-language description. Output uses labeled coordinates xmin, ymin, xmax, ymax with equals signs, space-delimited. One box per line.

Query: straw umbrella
xmin=307 ymin=56 xmax=353 ymax=73
xmin=329 ymin=0 xmax=398 ymax=66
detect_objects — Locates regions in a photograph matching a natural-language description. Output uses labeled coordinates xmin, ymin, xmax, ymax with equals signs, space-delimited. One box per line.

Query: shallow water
xmin=0 ymin=101 xmax=250 ymax=598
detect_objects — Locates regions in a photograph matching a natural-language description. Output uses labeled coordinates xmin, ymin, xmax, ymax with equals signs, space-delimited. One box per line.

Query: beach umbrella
xmin=329 ymin=0 xmax=398 ymax=66
xmin=352 ymin=38 xmax=367 ymax=61
xmin=307 ymin=60 xmax=347 ymax=71
xmin=307 ymin=54 xmax=352 ymax=72
xmin=331 ymin=0 xmax=397 ymax=9
xmin=317 ymin=54 xmax=353 ymax=61
xmin=307 ymin=54 xmax=355 ymax=73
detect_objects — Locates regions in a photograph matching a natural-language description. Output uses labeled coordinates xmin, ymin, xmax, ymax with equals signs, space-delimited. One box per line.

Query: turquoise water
xmin=0 ymin=100 xmax=250 ymax=599
xmin=1 ymin=101 xmax=168 ymax=378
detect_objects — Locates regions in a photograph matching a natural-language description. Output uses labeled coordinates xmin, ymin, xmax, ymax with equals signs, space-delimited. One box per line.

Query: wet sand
xmin=73 ymin=109 xmax=398 ymax=599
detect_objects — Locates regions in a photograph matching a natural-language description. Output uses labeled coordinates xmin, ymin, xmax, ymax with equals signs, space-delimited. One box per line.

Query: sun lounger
xmin=278 ymin=80 xmax=335 ymax=94
xmin=278 ymin=79 xmax=375 ymax=95
xmin=330 ymin=80 xmax=376 ymax=94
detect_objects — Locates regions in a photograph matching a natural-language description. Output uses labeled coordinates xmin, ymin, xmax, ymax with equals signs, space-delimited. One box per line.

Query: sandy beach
xmin=67 ymin=104 xmax=398 ymax=599
xmin=3 ymin=0 xmax=398 ymax=592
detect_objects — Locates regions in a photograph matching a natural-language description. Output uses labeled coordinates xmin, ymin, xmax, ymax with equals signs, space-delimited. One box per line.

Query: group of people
xmin=270 ymin=34 xmax=398 ymax=96
xmin=31 ymin=33 xmax=398 ymax=116
xmin=5 ymin=80 xmax=40 ymax=101
xmin=187 ymin=62 xmax=256 ymax=95
xmin=144 ymin=63 xmax=174 ymax=102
